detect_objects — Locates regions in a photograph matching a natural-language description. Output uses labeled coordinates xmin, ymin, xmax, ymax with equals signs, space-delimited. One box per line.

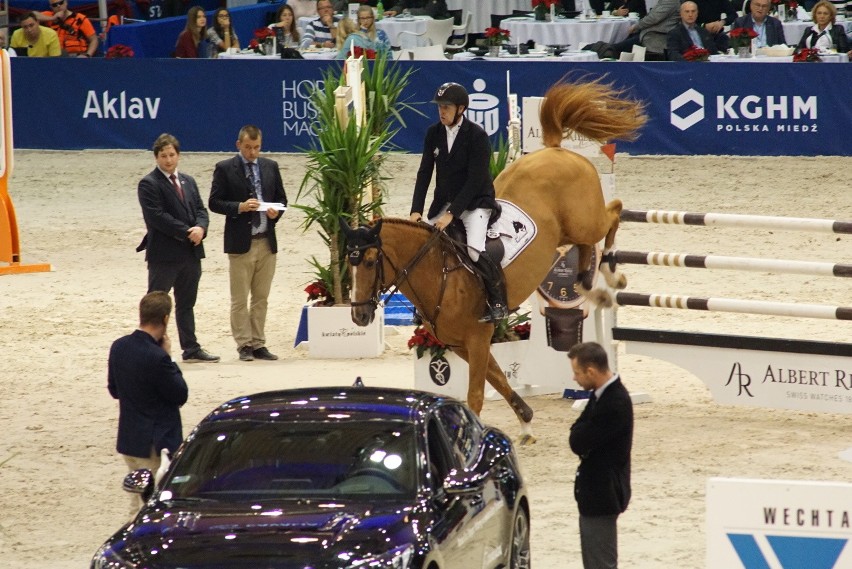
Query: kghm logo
xmin=728 ymin=534 xmax=847 ymax=568
xmin=670 ymin=89 xmax=705 ymax=131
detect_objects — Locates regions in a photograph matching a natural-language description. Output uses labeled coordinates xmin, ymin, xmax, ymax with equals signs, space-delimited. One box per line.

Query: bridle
xmin=345 ymin=227 xmax=459 ymax=335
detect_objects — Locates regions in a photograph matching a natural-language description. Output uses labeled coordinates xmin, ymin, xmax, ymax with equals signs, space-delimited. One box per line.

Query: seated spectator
xmin=384 ymin=0 xmax=449 ymax=18
xmin=355 ymin=5 xmax=390 ymax=53
xmin=798 ymin=0 xmax=850 ymax=54
xmin=301 ymin=0 xmax=341 ymax=48
xmin=731 ymin=0 xmax=785 ymax=47
xmin=270 ymin=4 xmax=301 ymax=48
xmin=10 ymin=12 xmax=61 ymax=56
xmin=610 ymin=0 xmax=680 ymax=59
xmin=694 ymin=0 xmax=737 ymax=51
xmin=174 ymin=6 xmax=209 ymax=58
xmin=37 ymin=0 xmax=98 ymax=57
xmin=289 ymin=0 xmax=319 ymax=20
xmin=207 ymin=8 xmax=239 ymax=58
xmin=667 ymin=1 xmax=723 ymax=59
xmin=591 ymin=0 xmax=648 ymax=17
xmin=336 ymin=17 xmax=370 ymax=58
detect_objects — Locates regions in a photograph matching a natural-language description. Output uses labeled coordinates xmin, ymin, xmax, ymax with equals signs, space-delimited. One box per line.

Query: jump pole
xmin=621 ymin=208 xmax=852 ymax=235
xmin=0 ymin=50 xmax=50 ymax=275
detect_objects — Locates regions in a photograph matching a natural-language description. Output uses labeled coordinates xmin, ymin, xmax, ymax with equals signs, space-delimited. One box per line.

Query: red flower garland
xmin=682 ymin=45 xmax=710 ymax=61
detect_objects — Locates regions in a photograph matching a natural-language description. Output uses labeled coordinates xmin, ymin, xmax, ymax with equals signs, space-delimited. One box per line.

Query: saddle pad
xmin=488 ymin=199 xmax=537 ymax=269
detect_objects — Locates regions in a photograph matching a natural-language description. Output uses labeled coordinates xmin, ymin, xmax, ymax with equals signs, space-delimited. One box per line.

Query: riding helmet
xmin=431 ymin=82 xmax=469 ymax=109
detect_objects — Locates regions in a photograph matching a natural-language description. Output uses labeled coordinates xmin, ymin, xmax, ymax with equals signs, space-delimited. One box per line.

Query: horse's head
xmin=339 ymin=218 xmax=383 ymax=327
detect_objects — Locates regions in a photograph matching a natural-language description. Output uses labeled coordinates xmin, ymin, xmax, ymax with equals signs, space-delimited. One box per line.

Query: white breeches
xmin=428 ymin=206 xmax=491 ymax=262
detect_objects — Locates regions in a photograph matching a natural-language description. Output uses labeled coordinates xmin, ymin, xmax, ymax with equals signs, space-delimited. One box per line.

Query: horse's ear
xmin=370 ymin=218 xmax=383 ymax=236
xmin=339 ymin=217 xmax=354 ymax=239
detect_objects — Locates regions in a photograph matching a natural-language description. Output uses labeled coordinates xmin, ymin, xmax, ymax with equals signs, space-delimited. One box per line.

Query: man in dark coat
xmin=667 ymin=0 xmax=724 ymax=59
xmin=108 ymin=291 xmax=188 ymax=515
xmin=731 ymin=0 xmax=786 ymax=47
xmin=569 ymin=342 xmax=634 ymax=569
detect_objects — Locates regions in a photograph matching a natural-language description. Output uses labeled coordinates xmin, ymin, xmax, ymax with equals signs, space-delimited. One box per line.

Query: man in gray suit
xmin=612 ymin=0 xmax=680 ymax=58
xmin=732 ymin=0 xmax=786 ymax=47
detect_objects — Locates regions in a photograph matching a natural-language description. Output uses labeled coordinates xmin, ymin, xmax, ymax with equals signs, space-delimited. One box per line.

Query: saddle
xmin=443 ymin=199 xmax=537 ymax=270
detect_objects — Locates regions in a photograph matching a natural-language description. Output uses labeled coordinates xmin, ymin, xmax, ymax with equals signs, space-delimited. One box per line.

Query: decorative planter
xmin=488 ymin=45 xmax=501 ymax=57
xmin=305 ymin=303 xmax=384 ymax=358
xmin=737 ymin=46 xmax=751 ymax=58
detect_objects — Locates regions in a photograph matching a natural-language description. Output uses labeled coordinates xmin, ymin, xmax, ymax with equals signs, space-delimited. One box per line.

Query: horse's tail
xmin=539 ymin=77 xmax=647 ymax=148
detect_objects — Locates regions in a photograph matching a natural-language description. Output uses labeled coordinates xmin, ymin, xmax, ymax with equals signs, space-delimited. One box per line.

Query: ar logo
xmin=726 ymin=362 xmax=754 ymax=397
xmin=728 ymin=534 xmax=847 ymax=568
xmin=429 ymin=356 xmax=451 ymax=386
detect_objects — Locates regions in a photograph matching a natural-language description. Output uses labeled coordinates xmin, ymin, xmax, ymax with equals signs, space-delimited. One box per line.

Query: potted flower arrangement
xmin=793 ymin=47 xmax=821 ymax=62
xmin=250 ymin=27 xmax=275 ymax=54
xmin=728 ymin=27 xmax=757 ymax=56
xmin=484 ymin=27 xmax=510 ymax=56
xmin=105 ymin=44 xmax=134 ymax=58
xmin=682 ymin=45 xmax=710 ymax=61
xmin=294 ymin=52 xmax=418 ymax=357
xmin=771 ymin=0 xmax=798 ymax=21
xmin=532 ymin=0 xmax=558 ymax=20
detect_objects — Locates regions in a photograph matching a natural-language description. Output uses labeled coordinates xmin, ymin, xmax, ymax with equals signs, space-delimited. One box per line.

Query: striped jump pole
xmin=621 ymin=209 xmax=852 ymax=235
xmin=608 ymin=250 xmax=852 ymax=278
xmin=614 ymin=292 xmax=852 ymax=321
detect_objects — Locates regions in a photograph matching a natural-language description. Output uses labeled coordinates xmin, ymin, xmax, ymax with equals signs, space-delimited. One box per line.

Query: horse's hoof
xmin=510 ymin=392 xmax=534 ymax=423
xmin=517 ymin=434 xmax=537 ymax=446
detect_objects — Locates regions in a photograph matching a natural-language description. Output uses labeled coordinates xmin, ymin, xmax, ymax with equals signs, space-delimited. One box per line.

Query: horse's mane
xmin=371 ymin=217 xmax=438 ymax=236
xmin=540 ymin=76 xmax=647 ymax=147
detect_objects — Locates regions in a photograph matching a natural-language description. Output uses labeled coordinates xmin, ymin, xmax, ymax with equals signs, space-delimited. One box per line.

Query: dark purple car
xmin=92 ymin=385 xmax=530 ymax=569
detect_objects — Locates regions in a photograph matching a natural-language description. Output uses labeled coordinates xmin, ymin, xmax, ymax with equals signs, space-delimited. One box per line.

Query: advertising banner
xmin=9 ymin=59 xmax=852 ymax=156
xmin=707 ymin=478 xmax=852 ymax=569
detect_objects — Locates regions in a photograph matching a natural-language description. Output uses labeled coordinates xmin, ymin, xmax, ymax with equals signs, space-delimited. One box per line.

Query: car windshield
xmin=161 ymin=420 xmax=418 ymax=500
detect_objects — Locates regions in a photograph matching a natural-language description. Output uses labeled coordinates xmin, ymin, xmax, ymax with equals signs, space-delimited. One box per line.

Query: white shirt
xmin=594 ymin=374 xmax=619 ymax=400
xmin=445 ymin=116 xmax=463 ymax=153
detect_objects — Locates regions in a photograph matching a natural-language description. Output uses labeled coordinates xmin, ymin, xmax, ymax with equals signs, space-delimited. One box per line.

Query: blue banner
xmin=9 ymin=58 xmax=852 ymax=156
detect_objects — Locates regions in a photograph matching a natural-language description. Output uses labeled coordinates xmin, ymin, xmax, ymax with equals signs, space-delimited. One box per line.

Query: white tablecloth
xmin=500 ymin=16 xmax=636 ymax=49
xmin=377 ymin=15 xmax=431 ymax=47
xmin=219 ymin=49 xmax=336 ymax=60
xmin=452 ymin=50 xmax=599 ymax=61
xmin=781 ymin=20 xmax=852 ymax=45
xmin=708 ymin=53 xmax=848 ymax=62
xmin=447 ymin=0 xmax=533 ymax=33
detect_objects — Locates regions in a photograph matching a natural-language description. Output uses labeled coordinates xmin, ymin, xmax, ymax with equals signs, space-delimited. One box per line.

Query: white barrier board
xmin=707 ymin=477 xmax=852 ymax=569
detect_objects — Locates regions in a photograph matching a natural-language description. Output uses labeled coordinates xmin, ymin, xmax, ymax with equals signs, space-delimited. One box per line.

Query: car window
xmin=426 ymin=417 xmax=454 ymax=493
xmin=435 ymin=403 xmax=482 ymax=468
xmin=162 ymin=420 xmax=417 ymax=500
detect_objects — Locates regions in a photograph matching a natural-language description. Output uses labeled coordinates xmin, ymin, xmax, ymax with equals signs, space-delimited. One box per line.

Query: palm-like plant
xmin=295 ymin=53 xmax=418 ymax=305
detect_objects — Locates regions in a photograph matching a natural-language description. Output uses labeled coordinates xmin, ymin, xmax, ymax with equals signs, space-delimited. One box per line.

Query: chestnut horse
xmin=341 ymin=80 xmax=646 ymax=443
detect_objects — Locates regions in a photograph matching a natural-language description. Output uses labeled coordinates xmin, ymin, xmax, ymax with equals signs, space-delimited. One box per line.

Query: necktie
xmin=169 ymin=174 xmax=185 ymax=202
xmin=247 ymin=163 xmax=262 ymax=228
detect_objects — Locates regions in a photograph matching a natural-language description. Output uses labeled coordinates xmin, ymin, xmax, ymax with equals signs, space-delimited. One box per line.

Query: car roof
xmin=201 ymin=386 xmax=452 ymax=425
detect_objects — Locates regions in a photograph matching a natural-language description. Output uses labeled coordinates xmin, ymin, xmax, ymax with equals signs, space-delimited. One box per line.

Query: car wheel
xmin=510 ymin=507 xmax=531 ymax=569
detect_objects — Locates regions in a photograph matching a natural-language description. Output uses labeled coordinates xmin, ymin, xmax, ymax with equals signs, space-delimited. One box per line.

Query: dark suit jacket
xmin=667 ymin=23 xmax=722 ymax=60
xmin=108 ymin=330 xmax=189 ymax=458
xmin=208 ymin=155 xmax=288 ymax=254
xmin=731 ymin=14 xmax=785 ymax=47
xmin=569 ymin=377 xmax=634 ymax=517
xmin=798 ymin=24 xmax=849 ymax=52
xmin=137 ymin=168 xmax=209 ymax=263
xmin=411 ymin=118 xmax=497 ymax=221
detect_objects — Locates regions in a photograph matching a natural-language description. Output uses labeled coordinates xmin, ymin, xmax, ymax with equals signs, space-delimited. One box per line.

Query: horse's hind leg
xmin=601 ymin=200 xmax=627 ymax=290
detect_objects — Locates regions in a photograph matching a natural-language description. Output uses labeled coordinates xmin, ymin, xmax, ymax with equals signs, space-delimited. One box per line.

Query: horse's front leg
xmin=484 ymin=353 xmax=536 ymax=445
xmin=455 ymin=337 xmax=490 ymax=415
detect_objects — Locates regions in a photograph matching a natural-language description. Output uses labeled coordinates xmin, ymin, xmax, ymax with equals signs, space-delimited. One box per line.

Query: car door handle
xmin=468 ymin=493 xmax=484 ymax=508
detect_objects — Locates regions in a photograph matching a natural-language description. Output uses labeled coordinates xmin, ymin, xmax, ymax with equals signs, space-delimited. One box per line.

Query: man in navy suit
xmin=667 ymin=0 xmax=724 ymax=59
xmin=731 ymin=0 xmax=786 ymax=47
xmin=569 ymin=342 xmax=634 ymax=569
xmin=108 ymin=291 xmax=188 ymax=514
xmin=137 ymin=133 xmax=219 ymax=363
xmin=209 ymin=125 xmax=288 ymax=362
xmin=409 ymin=82 xmax=507 ymax=323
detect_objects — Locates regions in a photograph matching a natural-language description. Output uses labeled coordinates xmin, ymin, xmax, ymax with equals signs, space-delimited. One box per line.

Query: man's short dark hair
xmin=139 ymin=291 xmax=172 ymax=326
xmin=238 ymin=125 xmax=262 ymax=141
xmin=19 ymin=11 xmax=39 ymax=24
xmin=152 ymin=133 xmax=180 ymax=156
xmin=568 ymin=342 xmax=610 ymax=371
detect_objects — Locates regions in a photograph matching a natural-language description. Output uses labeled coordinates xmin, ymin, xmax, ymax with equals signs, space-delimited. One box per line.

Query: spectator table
xmin=447 ymin=0 xmax=533 ymax=34
xmin=500 ymin=16 xmax=637 ymax=49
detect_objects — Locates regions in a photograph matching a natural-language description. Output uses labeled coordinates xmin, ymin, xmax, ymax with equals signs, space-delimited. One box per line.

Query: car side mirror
xmin=443 ymin=467 xmax=487 ymax=495
xmin=123 ymin=468 xmax=155 ymax=502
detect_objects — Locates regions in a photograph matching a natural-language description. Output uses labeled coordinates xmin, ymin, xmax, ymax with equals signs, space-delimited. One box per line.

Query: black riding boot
xmin=473 ymin=255 xmax=509 ymax=323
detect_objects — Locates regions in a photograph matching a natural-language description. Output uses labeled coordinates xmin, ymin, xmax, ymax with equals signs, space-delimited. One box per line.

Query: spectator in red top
xmin=175 ymin=6 xmax=208 ymax=58
xmin=38 ymin=0 xmax=98 ymax=57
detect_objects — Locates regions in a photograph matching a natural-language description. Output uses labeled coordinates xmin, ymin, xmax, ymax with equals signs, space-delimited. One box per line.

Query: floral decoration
xmin=728 ymin=26 xmax=757 ymax=50
xmin=682 ymin=45 xmax=710 ymax=61
xmin=351 ymin=46 xmax=377 ymax=59
xmin=408 ymin=326 xmax=447 ymax=359
xmin=250 ymin=27 xmax=275 ymax=53
xmin=532 ymin=0 xmax=559 ymax=7
xmin=491 ymin=310 xmax=531 ymax=344
xmin=105 ymin=44 xmax=134 ymax=58
xmin=305 ymin=280 xmax=334 ymax=305
xmin=484 ymin=27 xmax=511 ymax=46
xmin=793 ymin=47 xmax=821 ymax=62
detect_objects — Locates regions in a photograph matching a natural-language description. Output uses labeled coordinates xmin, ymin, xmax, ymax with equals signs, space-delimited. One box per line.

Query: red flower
xmin=793 ymin=47 xmax=821 ymax=62
xmin=532 ymin=0 xmax=558 ymax=6
xmin=351 ymin=46 xmax=377 ymax=59
xmin=512 ymin=323 xmax=531 ymax=340
xmin=305 ymin=281 xmax=332 ymax=303
xmin=787 ymin=0 xmax=798 ymax=8
xmin=105 ymin=44 xmax=134 ymax=58
xmin=682 ymin=45 xmax=710 ymax=61
xmin=728 ymin=27 xmax=758 ymax=39
xmin=254 ymin=27 xmax=275 ymax=41
xmin=408 ymin=326 xmax=447 ymax=359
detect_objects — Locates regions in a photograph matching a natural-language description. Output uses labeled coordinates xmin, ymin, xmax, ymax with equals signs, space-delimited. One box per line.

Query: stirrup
xmin=478 ymin=303 xmax=508 ymax=323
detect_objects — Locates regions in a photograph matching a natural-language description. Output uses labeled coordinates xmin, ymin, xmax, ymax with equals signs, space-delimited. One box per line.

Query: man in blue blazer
xmin=108 ymin=291 xmax=188 ymax=514
xmin=137 ymin=133 xmax=219 ymax=363
xmin=209 ymin=125 xmax=287 ymax=362
xmin=732 ymin=0 xmax=786 ymax=47
xmin=569 ymin=342 xmax=634 ymax=569
xmin=667 ymin=0 xmax=724 ymax=59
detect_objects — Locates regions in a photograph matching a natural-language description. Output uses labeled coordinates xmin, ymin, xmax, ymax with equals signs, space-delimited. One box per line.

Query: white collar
xmin=594 ymin=374 xmax=619 ymax=399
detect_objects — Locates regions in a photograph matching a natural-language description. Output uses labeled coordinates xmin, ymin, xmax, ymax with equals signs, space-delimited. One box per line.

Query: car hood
xmin=106 ymin=499 xmax=417 ymax=568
